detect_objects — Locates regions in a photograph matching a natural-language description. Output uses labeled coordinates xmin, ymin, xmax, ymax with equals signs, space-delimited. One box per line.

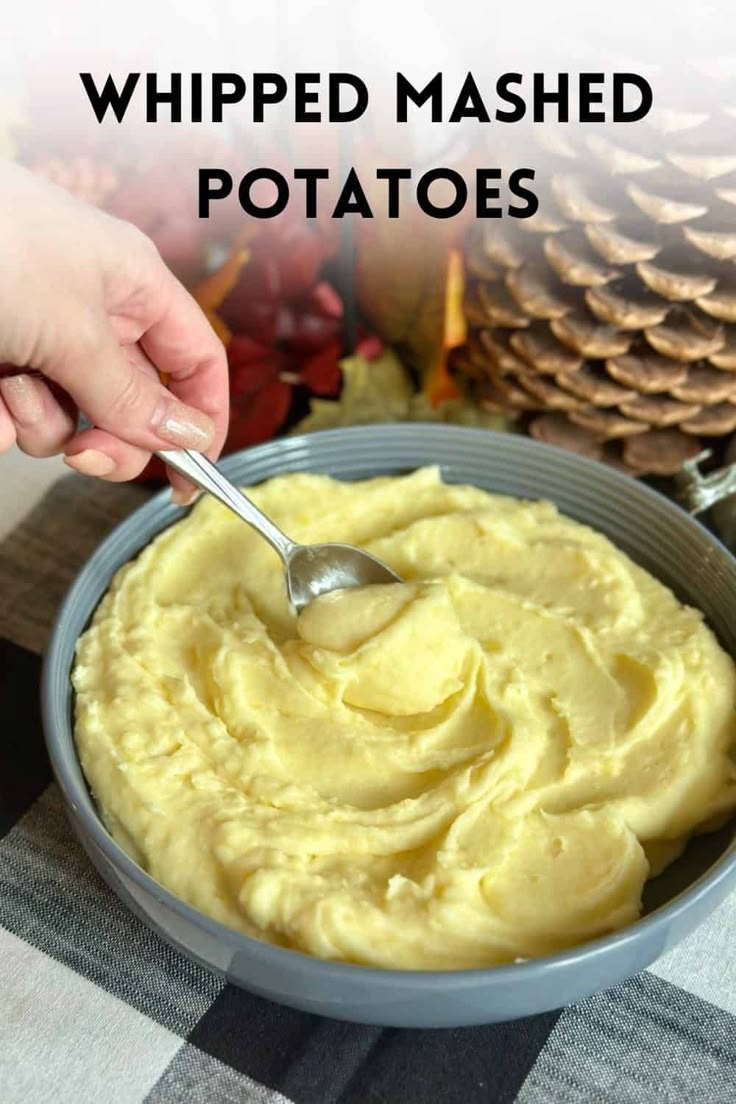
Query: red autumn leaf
xmin=229 ymin=359 xmax=283 ymax=401
xmin=228 ymin=333 xmax=275 ymax=367
xmin=226 ymin=378 xmax=292 ymax=451
xmin=268 ymin=221 xmax=327 ymax=299
xmin=227 ymin=337 xmax=283 ymax=395
xmin=217 ymin=225 xmax=335 ymax=339
xmin=281 ymin=307 xmax=342 ymax=356
xmin=218 ymin=260 xmax=281 ymax=344
xmin=298 ymin=340 xmax=342 ymax=396
xmin=355 ymin=334 xmax=385 ymax=361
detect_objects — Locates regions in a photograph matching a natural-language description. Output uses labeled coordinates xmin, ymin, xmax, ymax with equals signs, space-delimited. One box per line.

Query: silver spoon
xmin=158 ymin=448 xmax=401 ymax=611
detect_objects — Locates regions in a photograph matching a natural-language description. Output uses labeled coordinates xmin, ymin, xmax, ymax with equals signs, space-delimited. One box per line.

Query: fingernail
xmin=152 ymin=397 xmax=215 ymax=450
xmin=171 ymin=487 xmax=200 ymax=507
xmin=0 ymin=374 xmax=45 ymax=425
xmin=65 ymin=449 xmax=116 ymax=477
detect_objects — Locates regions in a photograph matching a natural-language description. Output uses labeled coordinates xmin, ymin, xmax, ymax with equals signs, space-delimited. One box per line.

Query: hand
xmin=0 ymin=161 xmax=229 ymax=502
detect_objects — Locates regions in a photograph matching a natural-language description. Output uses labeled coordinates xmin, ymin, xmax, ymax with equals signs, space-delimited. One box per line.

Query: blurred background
xmin=2 ymin=0 xmax=736 ymax=515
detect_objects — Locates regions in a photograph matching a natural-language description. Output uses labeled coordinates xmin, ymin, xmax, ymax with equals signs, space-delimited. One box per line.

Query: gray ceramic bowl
xmin=42 ymin=425 xmax=736 ymax=1027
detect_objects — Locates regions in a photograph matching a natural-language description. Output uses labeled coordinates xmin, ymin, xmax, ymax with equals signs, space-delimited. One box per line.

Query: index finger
xmin=140 ymin=268 xmax=230 ymax=460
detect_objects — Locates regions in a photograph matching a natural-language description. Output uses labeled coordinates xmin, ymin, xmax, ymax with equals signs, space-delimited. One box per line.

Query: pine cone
xmin=455 ymin=75 xmax=736 ymax=476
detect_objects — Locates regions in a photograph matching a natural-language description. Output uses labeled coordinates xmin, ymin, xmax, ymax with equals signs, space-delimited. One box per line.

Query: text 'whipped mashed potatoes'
xmin=73 ymin=468 xmax=736 ymax=969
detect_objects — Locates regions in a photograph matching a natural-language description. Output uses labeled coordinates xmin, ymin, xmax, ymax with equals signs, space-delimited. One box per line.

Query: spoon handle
xmin=157 ymin=449 xmax=296 ymax=562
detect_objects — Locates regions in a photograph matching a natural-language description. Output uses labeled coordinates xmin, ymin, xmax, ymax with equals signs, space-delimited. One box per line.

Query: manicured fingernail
xmin=171 ymin=487 xmax=199 ymax=507
xmin=0 ymin=374 xmax=45 ymax=425
xmin=152 ymin=397 xmax=214 ymax=450
xmin=64 ymin=449 xmax=116 ymax=477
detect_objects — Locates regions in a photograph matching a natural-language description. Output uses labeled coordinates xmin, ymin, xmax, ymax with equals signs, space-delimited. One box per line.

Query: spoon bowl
xmin=158 ymin=447 xmax=400 ymax=610
xmin=285 ymin=542 xmax=400 ymax=611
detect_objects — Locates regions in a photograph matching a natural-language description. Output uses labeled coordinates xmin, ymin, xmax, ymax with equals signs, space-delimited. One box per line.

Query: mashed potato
xmin=73 ymin=468 xmax=736 ymax=968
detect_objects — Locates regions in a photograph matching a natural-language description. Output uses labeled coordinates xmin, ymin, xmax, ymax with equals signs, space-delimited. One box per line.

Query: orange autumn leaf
xmin=424 ymin=247 xmax=467 ymax=405
xmin=356 ymin=158 xmax=472 ymax=401
xmin=445 ymin=248 xmax=467 ymax=349
xmin=192 ymin=232 xmax=255 ymax=345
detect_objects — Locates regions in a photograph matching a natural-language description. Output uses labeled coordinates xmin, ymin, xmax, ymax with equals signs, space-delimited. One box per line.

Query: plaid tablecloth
xmin=2 ymin=471 xmax=736 ymax=1104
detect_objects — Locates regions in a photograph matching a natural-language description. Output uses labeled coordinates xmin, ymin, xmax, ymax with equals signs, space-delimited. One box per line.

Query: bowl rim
xmin=42 ymin=423 xmax=736 ymax=986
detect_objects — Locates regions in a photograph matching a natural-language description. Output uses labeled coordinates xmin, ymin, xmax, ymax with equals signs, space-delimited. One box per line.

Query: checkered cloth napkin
xmin=2 ymin=473 xmax=736 ymax=1104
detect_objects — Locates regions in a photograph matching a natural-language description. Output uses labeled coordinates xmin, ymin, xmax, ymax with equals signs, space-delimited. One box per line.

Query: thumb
xmin=49 ymin=321 xmax=215 ymax=453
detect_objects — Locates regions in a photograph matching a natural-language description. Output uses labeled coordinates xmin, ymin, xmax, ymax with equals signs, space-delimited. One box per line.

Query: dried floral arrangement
xmin=0 ymin=79 xmax=500 ymax=478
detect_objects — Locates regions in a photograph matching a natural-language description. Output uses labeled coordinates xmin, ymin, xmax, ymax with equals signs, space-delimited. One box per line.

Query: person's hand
xmin=0 ymin=161 xmax=229 ymax=502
